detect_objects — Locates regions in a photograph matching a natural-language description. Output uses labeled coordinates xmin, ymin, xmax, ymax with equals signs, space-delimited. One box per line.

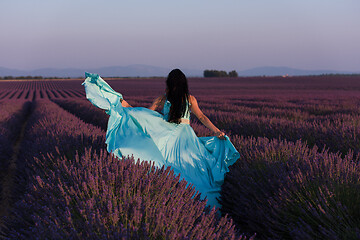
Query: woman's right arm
xmin=189 ymin=95 xmax=225 ymax=139
xmin=149 ymin=95 xmax=165 ymax=111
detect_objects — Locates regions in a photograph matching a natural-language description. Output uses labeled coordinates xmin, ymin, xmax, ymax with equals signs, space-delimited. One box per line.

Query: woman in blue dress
xmin=82 ymin=69 xmax=239 ymax=207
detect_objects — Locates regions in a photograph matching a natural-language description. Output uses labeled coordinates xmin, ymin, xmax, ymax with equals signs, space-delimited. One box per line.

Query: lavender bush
xmin=0 ymin=101 xmax=25 ymax=166
xmin=203 ymin=107 xmax=360 ymax=156
xmin=4 ymin=99 xmax=107 ymax=231
xmin=220 ymin=135 xmax=360 ymax=239
xmin=53 ymin=99 xmax=109 ymax=131
xmin=0 ymin=101 xmax=31 ymax=200
xmin=9 ymin=149 xmax=245 ymax=239
xmin=4 ymin=99 xmax=247 ymax=239
xmin=22 ymin=100 xmax=106 ymax=155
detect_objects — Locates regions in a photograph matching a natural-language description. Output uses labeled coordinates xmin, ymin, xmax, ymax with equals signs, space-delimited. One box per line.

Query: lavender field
xmin=1 ymin=75 xmax=360 ymax=239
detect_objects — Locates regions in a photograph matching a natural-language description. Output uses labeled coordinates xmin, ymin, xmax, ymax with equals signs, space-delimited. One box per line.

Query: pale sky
xmin=1 ymin=0 xmax=359 ymax=72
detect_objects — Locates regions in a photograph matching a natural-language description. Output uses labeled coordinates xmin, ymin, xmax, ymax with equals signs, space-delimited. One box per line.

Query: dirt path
xmin=0 ymin=104 xmax=32 ymax=234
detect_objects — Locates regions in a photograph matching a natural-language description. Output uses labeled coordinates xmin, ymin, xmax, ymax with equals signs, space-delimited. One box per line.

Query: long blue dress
xmin=82 ymin=72 xmax=240 ymax=207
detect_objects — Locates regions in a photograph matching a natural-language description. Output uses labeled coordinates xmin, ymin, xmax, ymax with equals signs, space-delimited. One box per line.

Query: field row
xmin=0 ymin=89 xmax=84 ymax=101
xmin=2 ymin=75 xmax=360 ymax=98
xmin=3 ymin=90 xmax=360 ymax=156
xmin=53 ymin=97 xmax=360 ymax=157
xmin=0 ymin=80 xmax=80 ymax=91
xmin=0 ymin=101 xmax=31 ymax=205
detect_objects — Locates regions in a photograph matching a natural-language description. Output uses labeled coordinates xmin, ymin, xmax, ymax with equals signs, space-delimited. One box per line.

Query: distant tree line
xmin=0 ymin=76 xmax=71 ymax=80
xmin=203 ymin=70 xmax=238 ymax=78
xmin=320 ymin=73 xmax=360 ymax=76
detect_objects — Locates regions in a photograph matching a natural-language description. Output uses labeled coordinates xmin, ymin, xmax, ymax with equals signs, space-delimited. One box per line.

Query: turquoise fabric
xmin=82 ymin=72 xmax=240 ymax=207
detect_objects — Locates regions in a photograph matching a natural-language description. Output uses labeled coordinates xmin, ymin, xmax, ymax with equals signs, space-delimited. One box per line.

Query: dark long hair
xmin=166 ymin=69 xmax=189 ymax=124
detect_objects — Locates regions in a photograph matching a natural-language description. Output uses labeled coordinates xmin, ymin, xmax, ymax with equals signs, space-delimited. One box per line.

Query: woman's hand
xmin=215 ymin=131 xmax=226 ymax=140
xmin=121 ymin=99 xmax=132 ymax=108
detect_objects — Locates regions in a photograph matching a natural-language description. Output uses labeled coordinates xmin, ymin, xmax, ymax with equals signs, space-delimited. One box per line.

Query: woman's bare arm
xmin=149 ymin=95 xmax=165 ymax=111
xmin=189 ymin=95 xmax=225 ymax=139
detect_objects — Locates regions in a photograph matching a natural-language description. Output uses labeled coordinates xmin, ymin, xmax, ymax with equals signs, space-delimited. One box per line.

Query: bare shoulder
xmin=189 ymin=95 xmax=204 ymax=117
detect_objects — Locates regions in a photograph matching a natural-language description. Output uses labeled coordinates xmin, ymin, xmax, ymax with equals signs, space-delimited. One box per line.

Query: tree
xmin=228 ymin=70 xmax=238 ymax=77
xmin=204 ymin=70 xmax=228 ymax=77
xmin=203 ymin=69 xmax=238 ymax=78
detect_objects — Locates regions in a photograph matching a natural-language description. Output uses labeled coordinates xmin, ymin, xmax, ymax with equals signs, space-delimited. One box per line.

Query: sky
xmin=1 ymin=0 xmax=359 ymax=72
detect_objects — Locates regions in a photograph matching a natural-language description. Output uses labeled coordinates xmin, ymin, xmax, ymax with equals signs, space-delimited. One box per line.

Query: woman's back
xmin=162 ymin=97 xmax=191 ymax=122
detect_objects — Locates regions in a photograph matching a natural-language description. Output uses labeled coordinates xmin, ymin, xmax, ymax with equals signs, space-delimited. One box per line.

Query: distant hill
xmin=0 ymin=65 xmax=358 ymax=78
xmin=0 ymin=65 xmax=203 ymax=78
xmin=237 ymin=66 xmax=358 ymax=76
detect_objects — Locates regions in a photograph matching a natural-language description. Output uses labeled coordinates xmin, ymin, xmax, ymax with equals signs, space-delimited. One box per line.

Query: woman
xmin=82 ymin=69 xmax=239 ymax=207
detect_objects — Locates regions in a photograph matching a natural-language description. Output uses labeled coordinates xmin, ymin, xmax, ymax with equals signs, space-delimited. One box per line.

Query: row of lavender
xmin=155 ymin=95 xmax=360 ymax=157
xmin=201 ymin=103 xmax=360 ymax=157
xmin=162 ymin=95 xmax=360 ymax=156
xmin=0 ymin=89 xmax=84 ymax=101
xmin=52 ymin=98 xmax=360 ymax=239
xmin=2 ymin=75 xmax=360 ymax=100
xmin=0 ymin=80 xmax=80 ymax=91
xmin=222 ymin=136 xmax=360 ymax=239
xmin=2 ymin=75 xmax=360 ymax=158
xmin=0 ymin=101 xmax=31 ymax=203
xmin=54 ymin=95 xmax=360 ymax=157
xmin=3 ymin=100 xmax=244 ymax=239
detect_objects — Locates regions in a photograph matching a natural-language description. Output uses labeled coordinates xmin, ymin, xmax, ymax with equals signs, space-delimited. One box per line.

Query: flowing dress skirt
xmin=82 ymin=72 xmax=240 ymax=207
